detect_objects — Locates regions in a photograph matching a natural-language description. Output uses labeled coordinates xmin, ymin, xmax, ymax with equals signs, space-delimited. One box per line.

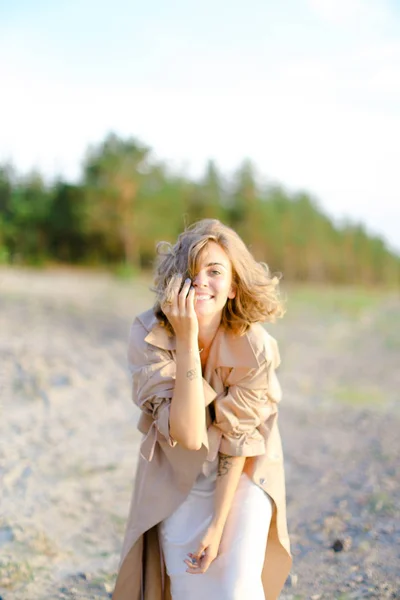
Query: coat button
xmin=259 ymin=478 xmax=265 ymax=485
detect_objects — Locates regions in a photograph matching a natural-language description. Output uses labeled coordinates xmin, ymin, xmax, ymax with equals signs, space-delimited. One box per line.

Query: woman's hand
xmin=184 ymin=523 xmax=224 ymax=574
xmin=162 ymin=275 xmax=199 ymax=344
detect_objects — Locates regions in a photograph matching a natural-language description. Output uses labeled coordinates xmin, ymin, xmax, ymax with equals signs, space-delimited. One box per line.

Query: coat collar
xmin=139 ymin=309 xmax=261 ymax=369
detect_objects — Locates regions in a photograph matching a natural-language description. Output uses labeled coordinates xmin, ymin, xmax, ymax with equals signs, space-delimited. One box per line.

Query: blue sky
xmin=1 ymin=0 xmax=399 ymax=251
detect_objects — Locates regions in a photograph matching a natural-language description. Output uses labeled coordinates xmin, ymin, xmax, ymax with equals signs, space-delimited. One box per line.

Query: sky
xmin=1 ymin=0 xmax=399 ymax=252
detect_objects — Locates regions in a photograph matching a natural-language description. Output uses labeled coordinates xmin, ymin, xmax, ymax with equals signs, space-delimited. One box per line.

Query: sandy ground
xmin=1 ymin=267 xmax=399 ymax=600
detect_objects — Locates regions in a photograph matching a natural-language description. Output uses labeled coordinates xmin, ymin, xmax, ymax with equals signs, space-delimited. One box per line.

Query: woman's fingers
xmin=171 ymin=274 xmax=183 ymax=312
xmin=178 ymin=278 xmax=192 ymax=313
xmin=184 ymin=548 xmax=216 ymax=574
xmin=186 ymin=284 xmax=196 ymax=317
xmin=162 ymin=274 xmax=199 ymax=339
xmin=162 ymin=274 xmax=181 ymax=314
xmin=184 ymin=555 xmax=202 ymax=574
xmin=199 ymin=550 xmax=215 ymax=573
xmin=193 ymin=541 xmax=206 ymax=560
xmin=164 ymin=275 xmax=195 ymax=317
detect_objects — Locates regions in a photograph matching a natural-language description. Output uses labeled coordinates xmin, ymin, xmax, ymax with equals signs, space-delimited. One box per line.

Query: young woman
xmin=112 ymin=219 xmax=292 ymax=600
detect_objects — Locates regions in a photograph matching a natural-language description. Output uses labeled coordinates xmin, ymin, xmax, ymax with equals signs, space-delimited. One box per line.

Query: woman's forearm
xmin=211 ymin=453 xmax=246 ymax=532
xmin=169 ymin=338 xmax=206 ymax=450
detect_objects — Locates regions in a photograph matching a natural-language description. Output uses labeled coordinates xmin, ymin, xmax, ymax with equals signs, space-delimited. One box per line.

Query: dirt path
xmin=1 ymin=268 xmax=399 ymax=599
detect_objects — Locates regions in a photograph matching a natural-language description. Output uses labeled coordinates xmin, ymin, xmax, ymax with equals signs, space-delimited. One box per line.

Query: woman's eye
xmin=210 ymin=270 xmax=221 ymax=276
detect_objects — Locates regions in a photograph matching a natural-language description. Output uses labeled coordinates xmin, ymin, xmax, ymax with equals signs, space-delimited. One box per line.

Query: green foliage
xmin=0 ymin=244 xmax=9 ymax=264
xmin=82 ymin=132 xmax=151 ymax=266
xmin=1 ymin=132 xmax=399 ymax=284
xmin=47 ymin=181 xmax=87 ymax=262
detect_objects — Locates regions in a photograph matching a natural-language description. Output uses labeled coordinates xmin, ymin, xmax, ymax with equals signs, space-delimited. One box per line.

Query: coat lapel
xmin=213 ymin=326 xmax=262 ymax=369
xmin=141 ymin=308 xmax=261 ymax=371
xmin=143 ymin=320 xmax=176 ymax=352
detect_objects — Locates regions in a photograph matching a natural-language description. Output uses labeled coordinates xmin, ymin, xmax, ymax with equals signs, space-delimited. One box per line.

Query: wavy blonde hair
xmin=152 ymin=219 xmax=285 ymax=335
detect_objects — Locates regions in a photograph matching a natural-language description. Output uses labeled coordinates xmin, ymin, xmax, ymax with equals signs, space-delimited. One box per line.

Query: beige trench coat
xmin=113 ymin=308 xmax=292 ymax=600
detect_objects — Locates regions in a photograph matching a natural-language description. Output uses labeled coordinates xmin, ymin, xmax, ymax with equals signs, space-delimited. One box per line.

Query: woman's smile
xmin=195 ymin=293 xmax=214 ymax=302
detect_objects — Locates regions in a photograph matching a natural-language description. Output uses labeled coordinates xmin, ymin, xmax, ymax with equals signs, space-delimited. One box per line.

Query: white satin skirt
xmin=158 ymin=466 xmax=272 ymax=600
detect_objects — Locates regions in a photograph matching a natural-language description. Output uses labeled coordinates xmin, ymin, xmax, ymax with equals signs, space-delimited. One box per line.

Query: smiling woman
xmin=112 ymin=219 xmax=291 ymax=600
xmin=153 ymin=220 xmax=284 ymax=336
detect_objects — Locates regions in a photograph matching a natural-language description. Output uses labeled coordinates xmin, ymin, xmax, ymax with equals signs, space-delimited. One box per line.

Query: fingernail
xmin=185 ymin=278 xmax=191 ymax=284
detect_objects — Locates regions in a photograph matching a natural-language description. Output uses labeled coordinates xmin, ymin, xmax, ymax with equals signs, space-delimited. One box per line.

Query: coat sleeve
xmin=214 ymin=337 xmax=282 ymax=457
xmin=127 ymin=319 xmax=177 ymax=456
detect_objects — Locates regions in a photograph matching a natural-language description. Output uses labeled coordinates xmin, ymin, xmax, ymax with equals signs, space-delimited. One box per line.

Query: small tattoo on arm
xmin=186 ymin=369 xmax=198 ymax=380
xmin=218 ymin=453 xmax=233 ymax=478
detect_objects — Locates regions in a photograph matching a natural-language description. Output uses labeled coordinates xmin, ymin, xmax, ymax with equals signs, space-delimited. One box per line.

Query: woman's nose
xmin=193 ymin=272 xmax=207 ymax=287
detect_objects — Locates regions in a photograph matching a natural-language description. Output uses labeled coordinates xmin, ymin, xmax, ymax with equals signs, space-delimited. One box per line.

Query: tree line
xmin=0 ymin=132 xmax=398 ymax=285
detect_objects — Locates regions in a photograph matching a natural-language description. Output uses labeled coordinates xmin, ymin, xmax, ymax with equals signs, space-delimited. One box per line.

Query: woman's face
xmin=192 ymin=241 xmax=236 ymax=322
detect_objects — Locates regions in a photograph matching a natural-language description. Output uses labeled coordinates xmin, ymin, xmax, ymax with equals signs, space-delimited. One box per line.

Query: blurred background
xmin=1 ymin=1 xmax=399 ymax=599
xmin=1 ymin=0 xmax=399 ymax=278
